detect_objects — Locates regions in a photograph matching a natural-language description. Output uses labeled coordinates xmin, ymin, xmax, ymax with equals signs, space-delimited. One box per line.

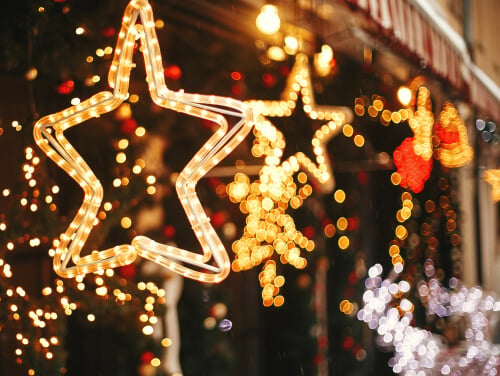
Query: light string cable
xmin=34 ymin=0 xmax=253 ymax=281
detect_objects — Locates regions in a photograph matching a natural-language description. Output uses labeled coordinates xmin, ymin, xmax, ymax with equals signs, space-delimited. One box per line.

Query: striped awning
xmin=345 ymin=0 xmax=500 ymax=121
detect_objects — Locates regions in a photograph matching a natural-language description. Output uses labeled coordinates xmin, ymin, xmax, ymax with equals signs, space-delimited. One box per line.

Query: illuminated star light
xmin=247 ymin=53 xmax=353 ymax=193
xmin=34 ymin=0 xmax=253 ymax=282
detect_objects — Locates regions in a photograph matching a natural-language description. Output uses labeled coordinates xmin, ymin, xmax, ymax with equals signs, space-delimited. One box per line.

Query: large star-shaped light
xmin=247 ymin=53 xmax=353 ymax=193
xmin=34 ymin=0 xmax=253 ymax=282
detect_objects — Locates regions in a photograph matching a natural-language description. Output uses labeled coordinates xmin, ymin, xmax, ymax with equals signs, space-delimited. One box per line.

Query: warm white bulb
xmin=284 ymin=35 xmax=299 ymax=55
xmin=256 ymin=5 xmax=281 ymax=35
xmin=397 ymin=86 xmax=412 ymax=106
xmin=314 ymin=44 xmax=334 ymax=77
xmin=267 ymin=46 xmax=286 ymax=62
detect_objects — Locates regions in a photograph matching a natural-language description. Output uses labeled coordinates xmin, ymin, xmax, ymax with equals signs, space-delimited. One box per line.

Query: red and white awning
xmin=345 ymin=0 xmax=500 ymax=121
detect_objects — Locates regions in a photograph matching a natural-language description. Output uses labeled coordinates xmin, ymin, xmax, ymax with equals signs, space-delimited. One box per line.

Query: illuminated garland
xmin=34 ymin=0 xmax=253 ymax=282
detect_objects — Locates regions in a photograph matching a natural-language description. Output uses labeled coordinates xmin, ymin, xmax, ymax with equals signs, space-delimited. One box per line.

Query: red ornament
xmin=313 ymin=353 xmax=325 ymax=365
xmin=342 ymin=336 xmax=354 ymax=350
xmin=393 ymin=137 xmax=432 ymax=193
xmin=434 ymin=121 xmax=460 ymax=145
xmin=210 ymin=212 xmax=226 ymax=228
xmin=118 ymin=264 xmax=136 ymax=280
xmin=140 ymin=351 xmax=155 ymax=365
xmin=164 ymin=65 xmax=182 ymax=81
xmin=347 ymin=217 xmax=359 ymax=231
xmin=162 ymin=225 xmax=175 ymax=239
xmin=348 ymin=270 xmax=358 ymax=285
xmin=302 ymin=226 xmax=315 ymax=239
xmin=230 ymin=71 xmax=243 ymax=81
xmin=356 ymin=171 xmax=369 ymax=185
xmin=102 ymin=27 xmax=116 ymax=37
xmin=279 ymin=65 xmax=290 ymax=77
xmin=120 ymin=118 xmax=137 ymax=135
xmin=231 ymin=83 xmax=242 ymax=97
xmin=317 ymin=335 xmax=328 ymax=349
xmin=57 ymin=80 xmax=74 ymax=95
xmin=262 ymin=73 xmax=277 ymax=88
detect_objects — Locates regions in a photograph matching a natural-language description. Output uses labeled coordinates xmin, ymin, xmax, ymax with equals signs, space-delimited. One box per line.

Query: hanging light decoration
xmin=314 ymin=44 xmax=335 ymax=77
xmin=397 ymin=86 xmax=412 ymax=107
xmin=256 ymin=4 xmax=281 ymax=35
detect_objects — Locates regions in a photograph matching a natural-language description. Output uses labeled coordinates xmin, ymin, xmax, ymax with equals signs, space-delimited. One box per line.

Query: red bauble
xmin=164 ymin=65 xmax=182 ymax=81
xmin=262 ymin=73 xmax=277 ymax=88
xmin=120 ymin=118 xmax=138 ymax=135
xmin=210 ymin=212 xmax=227 ymax=228
xmin=393 ymin=137 xmax=432 ymax=193
xmin=102 ymin=27 xmax=116 ymax=38
xmin=434 ymin=121 xmax=460 ymax=145
xmin=140 ymin=351 xmax=155 ymax=365
xmin=118 ymin=264 xmax=136 ymax=280
xmin=162 ymin=224 xmax=176 ymax=239
xmin=342 ymin=336 xmax=354 ymax=350
xmin=302 ymin=226 xmax=315 ymax=239
xmin=57 ymin=80 xmax=74 ymax=95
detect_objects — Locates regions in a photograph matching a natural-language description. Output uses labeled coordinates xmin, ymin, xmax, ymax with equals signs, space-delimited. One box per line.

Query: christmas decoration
xmin=34 ymin=0 xmax=253 ymax=281
xmin=434 ymin=102 xmax=474 ymax=168
xmin=247 ymin=53 xmax=353 ymax=193
xmin=393 ymin=86 xmax=434 ymax=192
xmin=484 ymin=169 xmax=500 ymax=203
xmin=359 ymin=261 xmax=500 ymax=375
xmin=392 ymin=84 xmax=474 ymax=193
xmin=228 ymin=120 xmax=316 ymax=306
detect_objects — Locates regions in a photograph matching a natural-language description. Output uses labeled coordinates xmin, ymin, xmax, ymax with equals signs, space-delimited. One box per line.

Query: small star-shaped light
xmin=34 ymin=0 xmax=253 ymax=282
xmin=247 ymin=53 xmax=353 ymax=193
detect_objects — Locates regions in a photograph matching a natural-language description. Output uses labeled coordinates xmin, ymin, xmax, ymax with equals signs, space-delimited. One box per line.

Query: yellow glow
xmin=353 ymin=134 xmax=365 ymax=147
xmin=391 ymin=172 xmax=401 ymax=185
xmin=485 ymin=169 xmax=500 ymax=203
xmin=338 ymin=235 xmax=349 ymax=250
xmin=334 ymin=189 xmax=346 ymax=203
xmin=435 ymin=102 xmax=473 ymax=167
xmin=256 ymin=4 xmax=280 ymax=35
xmin=343 ymin=124 xmax=354 ymax=137
xmin=34 ymin=0 xmax=253 ymax=282
xmin=395 ymin=225 xmax=408 ymax=240
xmin=397 ymin=86 xmax=412 ymax=106
xmin=336 ymin=217 xmax=348 ymax=231
xmin=151 ymin=358 xmax=161 ymax=367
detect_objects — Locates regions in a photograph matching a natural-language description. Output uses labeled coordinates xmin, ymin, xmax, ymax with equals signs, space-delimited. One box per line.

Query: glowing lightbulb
xmin=314 ymin=44 xmax=334 ymax=77
xmin=267 ymin=46 xmax=286 ymax=62
xmin=397 ymin=86 xmax=412 ymax=106
xmin=256 ymin=5 xmax=281 ymax=35
xmin=284 ymin=35 xmax=299 ymax=55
